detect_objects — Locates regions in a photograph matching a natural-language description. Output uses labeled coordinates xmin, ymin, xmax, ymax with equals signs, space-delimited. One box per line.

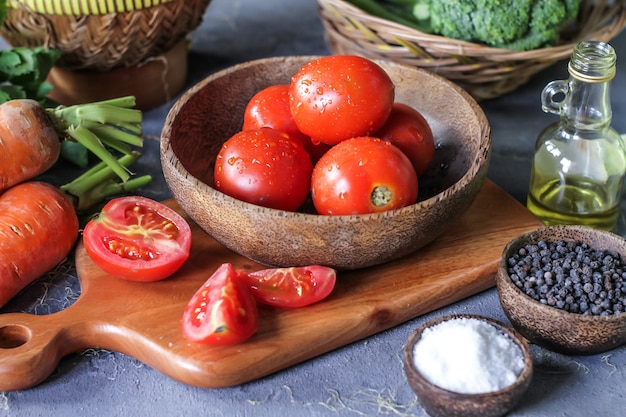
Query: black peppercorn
xmin=508 ymin=240 xmax=626 ymax=316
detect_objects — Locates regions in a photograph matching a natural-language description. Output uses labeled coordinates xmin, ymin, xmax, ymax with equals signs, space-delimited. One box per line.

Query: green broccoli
xmin=415 ymin=0 xmax=582 ymax=51
xmin=427 ymin=1 xmax=533 ymax=46
xmin=366 ymin=0 xmax=582 ymax=51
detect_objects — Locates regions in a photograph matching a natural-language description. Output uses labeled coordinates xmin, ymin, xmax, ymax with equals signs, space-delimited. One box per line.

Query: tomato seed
xmin=105 ymin=237 xmax=159 ymax=261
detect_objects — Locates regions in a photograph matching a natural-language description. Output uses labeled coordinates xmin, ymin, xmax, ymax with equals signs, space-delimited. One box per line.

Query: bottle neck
xmin=560 ymin=41 xmax=616 ymax=132
xmin=561 ymin=77 xmax=612 ymax=130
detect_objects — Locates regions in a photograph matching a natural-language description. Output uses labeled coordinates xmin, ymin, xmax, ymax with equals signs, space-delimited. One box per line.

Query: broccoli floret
xmin=429 ymin=0 xmax=534 ymax=46
xmin=419 ymin=0 xmax=582 ymax=51
xmin=500 ymin=0 xmax=578 ymax=50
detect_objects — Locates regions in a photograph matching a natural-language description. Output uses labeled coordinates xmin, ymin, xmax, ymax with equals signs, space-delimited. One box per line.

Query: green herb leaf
xmin=60 ymin=141 xmax=90 ymax=168
xmin=0 ymin=47 xmax=62 ymax=103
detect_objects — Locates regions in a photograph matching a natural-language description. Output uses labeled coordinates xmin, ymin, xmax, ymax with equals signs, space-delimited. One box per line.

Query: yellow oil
xmin=527 ymin=178 xmax=620 ymax=231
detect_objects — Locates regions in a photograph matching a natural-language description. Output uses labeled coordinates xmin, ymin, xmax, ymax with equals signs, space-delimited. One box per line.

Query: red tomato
xmin=242 ymin=265 xmax=337 ymax=308
xmin=182 ymin=263 xmax=258 ymax=345
xmin=311 ymin=137 xmax=418 ymax=215
xmin=83 ymin=196 xmax=192 ymax=282
xmin=289 ymin=55 xmax=395 ymax=145
xmin=374 ymin=102 xmax=435 ymax=177
xmin=214 ymin=127 xmax=313 ymax=211
xmin=242 ymin=84 xmax=332 ymax=163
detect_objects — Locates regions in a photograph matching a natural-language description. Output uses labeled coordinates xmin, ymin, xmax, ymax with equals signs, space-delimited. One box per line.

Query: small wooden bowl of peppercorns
xmin=496 ymin=225 xmax=626 ymax=355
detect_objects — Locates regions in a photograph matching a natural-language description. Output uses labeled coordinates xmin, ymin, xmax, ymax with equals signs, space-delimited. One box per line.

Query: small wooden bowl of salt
xmin=403 ymin=314 xmax=533 ymax=417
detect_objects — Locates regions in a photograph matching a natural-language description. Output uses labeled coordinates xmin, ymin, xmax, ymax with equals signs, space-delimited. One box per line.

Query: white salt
xmin=412 ymin=317 xmax=525 ymax=394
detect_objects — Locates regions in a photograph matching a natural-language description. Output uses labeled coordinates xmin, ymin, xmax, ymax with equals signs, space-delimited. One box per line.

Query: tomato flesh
xmin=311 ymin=137 xmax=418 ymax=215
xmin=289 ymin=55 xmax=395 ymax=145
xmin=243 ymin=265 xmax=337 ymax=308
xmin=374 ymin=102 xmax=435 ymax=177
xmin=82 ymin=196 xmax=192 ymax=282
xmin=182 ymin=263 xmax=258 ymax=345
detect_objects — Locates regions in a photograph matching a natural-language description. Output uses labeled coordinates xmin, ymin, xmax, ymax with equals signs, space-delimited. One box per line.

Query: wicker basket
xmin=317 ymin=0 xmax=626 ymax=100
xmin=0 ymin=0 xmax=213 ymax=71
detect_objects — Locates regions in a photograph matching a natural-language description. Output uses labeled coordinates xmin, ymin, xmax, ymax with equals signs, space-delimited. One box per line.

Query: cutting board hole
xmin=0 ymin=324 xmax=31 ymax=349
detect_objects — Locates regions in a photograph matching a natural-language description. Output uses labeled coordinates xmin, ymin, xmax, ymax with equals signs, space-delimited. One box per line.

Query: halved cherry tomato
xmin=82 ymin=196 xmax=192 ymax=282
xmin=242 ymin=265 xmax=337 ymax=308
xmin=289 ymin=55 xmax=395 ymax=145
xmin=214 ymin=127 xmax=313 ymax=211
xmin=242 ymin=84 xmax=332 ymax=163
xmin=374 ymin=102 xmax=435 ymax=177
xmin=182 ymin=263 xmax=258 ymax=345
xmin=311 ymin=137 xmax=418 ymax=215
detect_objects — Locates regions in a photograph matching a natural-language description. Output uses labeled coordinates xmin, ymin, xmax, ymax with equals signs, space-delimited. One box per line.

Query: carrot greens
xmin=60 ymin=151 xmax=152 ymax=212
xmin=47 ymin=96 xmax=145 ymax=182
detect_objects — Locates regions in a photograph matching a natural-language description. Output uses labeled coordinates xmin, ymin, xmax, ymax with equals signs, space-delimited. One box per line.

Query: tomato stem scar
xmin=371 ymin=185 xmax=392 ymax=207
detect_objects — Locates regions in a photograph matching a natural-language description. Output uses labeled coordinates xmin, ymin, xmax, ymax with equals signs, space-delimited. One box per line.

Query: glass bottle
xmin=527 ymin=40 xmax=626 ymax=231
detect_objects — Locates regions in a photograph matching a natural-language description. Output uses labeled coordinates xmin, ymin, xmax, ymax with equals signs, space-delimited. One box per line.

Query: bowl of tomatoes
xmin=160 ymin=55 xmax=491 ymax=269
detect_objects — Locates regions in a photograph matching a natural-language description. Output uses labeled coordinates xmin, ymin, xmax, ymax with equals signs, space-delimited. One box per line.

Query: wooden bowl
xmin=403 ymin=314 xmax=533 ymax=417
xmin=497 ymin=225 xmax=626 ymax=355
xmin=160 ymin=56 xmax=491 ymax=269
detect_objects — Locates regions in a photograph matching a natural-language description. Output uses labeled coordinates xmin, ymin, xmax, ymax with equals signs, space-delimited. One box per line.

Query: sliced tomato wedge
xmin=182 ymin=263 xmax=258 ymax=345
xmin=242 ymin=265 xmax=337 ymax=308
xmin=82 ymin=196 xmax=192 ymax=282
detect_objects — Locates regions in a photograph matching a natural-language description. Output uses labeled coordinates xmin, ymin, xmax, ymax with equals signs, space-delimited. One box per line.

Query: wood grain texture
xmin=0 ymin=181 xmax=542 ymax=391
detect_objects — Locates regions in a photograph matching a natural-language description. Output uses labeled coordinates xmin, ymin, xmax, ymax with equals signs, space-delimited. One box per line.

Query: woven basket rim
xmin=1 ymin=0 xmax=212 ymax=70
xmin=7 ymin=0 xmax=176 ymax=15
xmin=317 ymin=0 xmax=626 ymax=99
xmin=318 ymin=0 xmax=626 ymax=61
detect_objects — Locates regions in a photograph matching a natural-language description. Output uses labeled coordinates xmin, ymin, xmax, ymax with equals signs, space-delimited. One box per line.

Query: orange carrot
xmin=0 ymin=99 xmax=61 ymax=193
xmin=0 ymin=181 xmax=79 ymax=308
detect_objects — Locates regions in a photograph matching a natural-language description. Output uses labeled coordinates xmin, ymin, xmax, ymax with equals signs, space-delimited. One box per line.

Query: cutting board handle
xmin=0 ymin=309 xmax=84 ymax=391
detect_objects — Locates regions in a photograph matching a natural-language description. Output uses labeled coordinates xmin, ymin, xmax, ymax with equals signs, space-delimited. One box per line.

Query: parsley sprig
xmin=0 ymin=46 xmax=61 ymax=105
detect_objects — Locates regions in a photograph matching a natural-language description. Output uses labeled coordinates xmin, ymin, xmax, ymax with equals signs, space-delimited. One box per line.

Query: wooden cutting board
xmin=0 ymin=180 xmax=542 ymax=391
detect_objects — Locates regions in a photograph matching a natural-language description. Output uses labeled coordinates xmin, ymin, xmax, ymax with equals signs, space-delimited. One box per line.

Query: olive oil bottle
xmin=527 ymin=41 xmax=626 ymax=231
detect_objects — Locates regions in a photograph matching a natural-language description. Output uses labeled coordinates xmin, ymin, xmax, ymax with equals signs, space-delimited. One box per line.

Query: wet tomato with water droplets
xmin=82 ymin=196 xmax=192 ymax=282
xmin=214 ymin=127 xmax=313 ymax=211
xmin=311 ymin=136 xmax=418 ymax=215
xmin=289 ymin=55 xmax=395 ymax=145
xmin=242 ymin=84 xmax=332 ymax=163
xmin=374 ymin=102 xmax=435 ymax=177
